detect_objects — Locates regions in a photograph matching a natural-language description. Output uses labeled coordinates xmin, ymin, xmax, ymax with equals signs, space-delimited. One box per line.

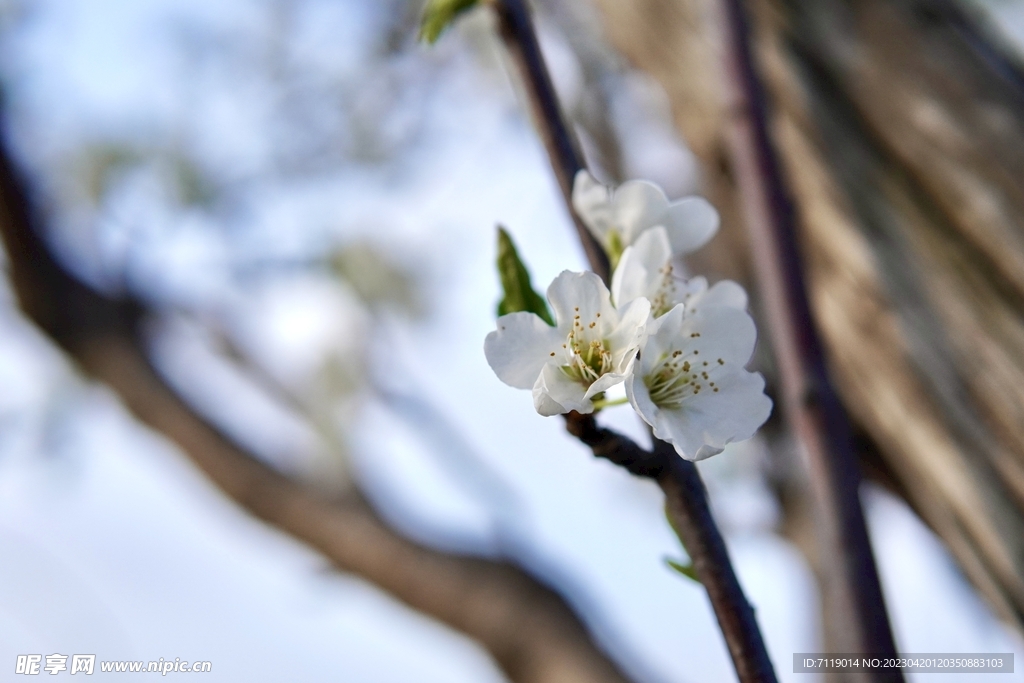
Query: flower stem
xmin=591 ymin=396 xmax=628 ymax=410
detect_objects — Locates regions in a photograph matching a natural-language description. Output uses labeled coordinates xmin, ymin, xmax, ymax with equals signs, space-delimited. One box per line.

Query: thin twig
xmin=494 ymin=0 xmax=609 ymax=281
xmin=565 ymin=413 xmax=777 ymax=683
xmin=494 ymin=1 xmax=778 ymax=680
xmin=720 ymin=0 xmax=902 ymax=670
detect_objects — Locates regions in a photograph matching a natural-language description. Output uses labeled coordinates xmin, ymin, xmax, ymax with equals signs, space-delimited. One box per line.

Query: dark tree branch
xmin=494 ymin=0 xmax=609 ymax=282
xmin=563 ymin=412 xmax=664 ymax=478
xmin=566 ymin=413 xmax=778 ymax=683
xmin=656 ymin=450 xmax=773 ymax=681
xmin=494 ymin=2 xmax=777 ymax=680
xmin=0 ymin=128 xmax=632 ymax=683
xmin=719 ymin=0 xmax=901 ymax=671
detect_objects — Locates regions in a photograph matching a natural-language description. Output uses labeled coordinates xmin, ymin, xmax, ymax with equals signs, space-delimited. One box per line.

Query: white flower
xmin=612 ymin=226 xmax=747 ymax=317
xmin=572 ymin=170 xmax=719 ymax=263
xmin=626 ymin=304 xmax=772 ymax=461
xmin=485 ymin=270 xmax=651 ymax=416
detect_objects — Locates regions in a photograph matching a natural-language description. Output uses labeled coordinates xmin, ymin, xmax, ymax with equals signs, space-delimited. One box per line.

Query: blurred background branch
xmin=720 ymin=0 xmax=901 ymax=669
xmin=0 ymin=107 xmax=635 ymax=683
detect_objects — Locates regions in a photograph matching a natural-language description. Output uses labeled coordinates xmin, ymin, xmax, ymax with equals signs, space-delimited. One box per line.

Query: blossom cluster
xmin=485 ymin=171 xmax=772 ymax=461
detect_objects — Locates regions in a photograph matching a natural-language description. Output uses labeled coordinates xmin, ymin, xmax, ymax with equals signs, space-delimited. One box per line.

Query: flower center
xmin=561 ymin=312 xmax=612 ymax=385
xmin=645 ymin=349 xmax=724 ymax=408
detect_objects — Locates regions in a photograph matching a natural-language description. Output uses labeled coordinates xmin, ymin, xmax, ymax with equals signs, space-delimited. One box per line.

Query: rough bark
xmin=721 ymin=0 xmax=903 ymax=671
xmin=588 ymin=0 xmax=1024 ymax=632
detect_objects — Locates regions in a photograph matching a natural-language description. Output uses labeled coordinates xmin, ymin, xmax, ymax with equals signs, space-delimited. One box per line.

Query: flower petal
xmin=686 ymin=279 xmax=748 ymax=313
xmin=612 ymin=180 xmax=669 ymax=244
xmin=642 ymin=305 xmax=756 ymax=373
xmin=611 ymin=226 xmax=672 ymax=308
xmin=692 ymin=445 xmax=725 ymax=461
xmin=650 ymin=408 xmax=708 ymax=460
xmin=585 ymin=361 xmax=634 ymax=401
xmin=664 ymin=196 xmax=719 ymax=254
xmin=484 ymin=312 xmax=563 ymax=390
xmin=636 ymin=304 xmax=685 ymax=375
xmin=626 ymin=367 xmax=659 ymax=428
xmin=533 ymin=383 xmax=568 ymax=416
xmin=693 ymin=307 xmax=756 ymax=365
xmin=604 ymin=296 xmax=651 ymax=369
xmin=533 ymin=363 xmax=591 ymax=415
xmin=546 ymin=270 xmax=614 ymax=330
xmin=653 ymin=369 xmax=772 ymax=460
xmin=572 ymin=170 xmax=613 ymax=242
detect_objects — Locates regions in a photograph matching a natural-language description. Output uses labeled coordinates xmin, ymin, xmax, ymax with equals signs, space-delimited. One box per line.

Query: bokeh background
xmin=1 ymin=0 xmax=1024 ymax=681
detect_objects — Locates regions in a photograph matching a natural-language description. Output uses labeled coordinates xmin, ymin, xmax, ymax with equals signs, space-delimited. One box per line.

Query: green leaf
xmin=665 ymin=557 xmax=700 ymax=583
xmin=495 ymin=226 xmax=554 ymax=325
xmin=663 ymin=505 xmax=700 ymax=583
xmin=419 ymin=0 xmax=481 ymax=44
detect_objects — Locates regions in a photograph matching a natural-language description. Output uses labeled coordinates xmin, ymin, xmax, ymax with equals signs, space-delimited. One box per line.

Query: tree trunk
xmin=589 ymin=0 xmax=1024 ymax=634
